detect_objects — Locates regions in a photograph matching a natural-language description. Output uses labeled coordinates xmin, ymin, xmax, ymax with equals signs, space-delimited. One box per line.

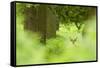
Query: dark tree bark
xmin=24 ymin=5 xmax=59 ymax=44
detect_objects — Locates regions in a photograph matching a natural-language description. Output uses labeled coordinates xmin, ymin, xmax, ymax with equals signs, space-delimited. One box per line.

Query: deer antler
xmin=70 ymin=37 xmax=77 ymax=47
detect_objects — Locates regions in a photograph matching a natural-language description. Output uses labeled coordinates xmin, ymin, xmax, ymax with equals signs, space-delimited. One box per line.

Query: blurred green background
xmin=16 ymin=3 xmax=96 ymax=65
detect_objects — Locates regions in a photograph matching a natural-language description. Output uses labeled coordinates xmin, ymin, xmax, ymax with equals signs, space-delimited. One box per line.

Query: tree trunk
xmin=24 ymin=5 xmax=59 ymax=44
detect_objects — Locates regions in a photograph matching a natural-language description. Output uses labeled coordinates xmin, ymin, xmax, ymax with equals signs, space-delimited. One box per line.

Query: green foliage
xmin=50 ymin=6 xmax=93 ymax=30
xmin=16 ymin=3 xmax=96 ymax=65
xmin=16 ymin=13 xmax=96 ymax=65
xmin=16 ymin=3 xmax=94 ymax=31
xmin=16 ymin=3 xmax=40 ymax=16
